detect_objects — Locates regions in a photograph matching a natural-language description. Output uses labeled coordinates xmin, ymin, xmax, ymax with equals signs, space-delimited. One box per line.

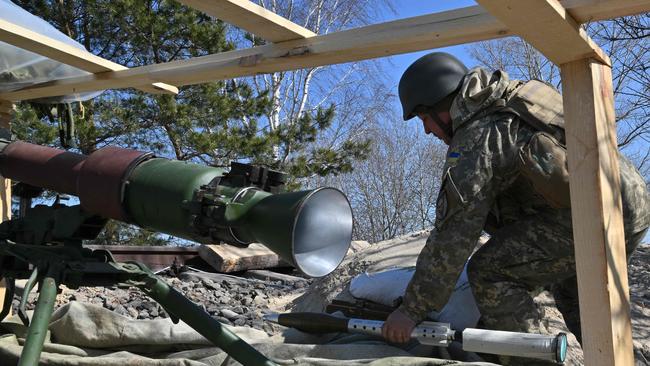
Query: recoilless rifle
xmin=0 ymin=140 xmax=354 ymax=366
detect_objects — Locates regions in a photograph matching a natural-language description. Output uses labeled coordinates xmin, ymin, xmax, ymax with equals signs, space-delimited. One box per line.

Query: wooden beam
xmin=561 ymin=59 xmax=633 ymax=366
xmin=476 ymin=0 xmax=609 ymax=65
xmin=1 ymin=0 xmax=648 ymax=101
xmin=0 ymin=100 xmax=12 ymax=317
xmin=563 ymin=0 xmax=650 ymax=23
xmin=0 ymin=6 xmax=514 ymax=101
xmin=0 ymin=18 xmax=178 ymax=95
xmin=177 ymin=0 xmax=315 ymax=42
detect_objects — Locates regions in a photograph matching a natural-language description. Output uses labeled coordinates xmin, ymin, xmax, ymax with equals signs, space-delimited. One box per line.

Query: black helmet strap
xmin=428 ymin=108 xmax=454 ymax=139
xmin=425 ymin=92 xmax=456 ymax=138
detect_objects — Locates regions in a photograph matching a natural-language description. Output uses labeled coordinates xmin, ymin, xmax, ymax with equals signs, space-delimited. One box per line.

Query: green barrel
xmin=231 ymin=188 xmax=353 ymax=278
xmin=124 ymin=158 xmax=225 ymax=240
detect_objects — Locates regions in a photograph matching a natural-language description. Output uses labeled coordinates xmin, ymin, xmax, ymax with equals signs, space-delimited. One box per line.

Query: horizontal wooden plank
xmin=0 ymin=18 xmax=178 ymax=95
xmin=476 ymin=0 xmax=610 ymax=65
xmin=2 ymin=0 xmax=648 ymax=101
xmin=0 ymin=6 xmax=507 ymax=101
xmin=178 ymin=0 xmax=315 ymax=42
xmin=563 ymin=0 xmax=650 ymax=23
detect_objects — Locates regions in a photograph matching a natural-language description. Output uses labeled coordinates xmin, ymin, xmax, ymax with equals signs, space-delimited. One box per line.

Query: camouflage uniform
xmin=397 ymin=68 xmax=650 ymax=364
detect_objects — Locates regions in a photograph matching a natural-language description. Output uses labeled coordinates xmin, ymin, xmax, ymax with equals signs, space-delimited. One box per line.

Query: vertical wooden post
xmin=0 ymin=100 xmax=12 ymax=317
xmin=560 ymin=59 xmax=633 ymax=365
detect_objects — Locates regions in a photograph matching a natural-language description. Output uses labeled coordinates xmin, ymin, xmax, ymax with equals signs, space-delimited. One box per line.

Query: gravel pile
xmin=12 ymin=268 xmax=310 ymax=335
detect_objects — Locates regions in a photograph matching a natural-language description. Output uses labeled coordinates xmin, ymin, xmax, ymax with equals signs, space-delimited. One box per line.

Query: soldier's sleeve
xmin=397 ymin=120 xmax=507 ymax=323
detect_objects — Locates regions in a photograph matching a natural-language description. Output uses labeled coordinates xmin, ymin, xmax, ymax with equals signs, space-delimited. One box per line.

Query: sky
xmin=368 ymin=0 xmax=480 ymax=143
xmin=378 ymin=1 xmax=478 ymax=94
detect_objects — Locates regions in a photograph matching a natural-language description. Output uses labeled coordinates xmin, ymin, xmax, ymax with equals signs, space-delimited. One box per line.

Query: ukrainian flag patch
xmin=447 ymin=151 xmax=461 ymax=166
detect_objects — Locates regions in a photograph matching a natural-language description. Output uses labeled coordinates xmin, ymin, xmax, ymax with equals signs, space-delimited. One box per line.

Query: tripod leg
xmin=118 ymin=262 xmax=277 ymax=366
xmin=18 ymin=275 xmax=57 ymax=366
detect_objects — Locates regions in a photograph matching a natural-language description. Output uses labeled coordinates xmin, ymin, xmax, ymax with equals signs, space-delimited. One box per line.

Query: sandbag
xmin=349 ymin=263 xmax=481 ymax=331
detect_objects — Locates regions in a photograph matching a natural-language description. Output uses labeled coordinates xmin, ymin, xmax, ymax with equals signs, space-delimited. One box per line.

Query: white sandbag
xmin=349 ymin=263 xmax=481 ymax=331
xmin=349 ymin=267 xmax=413 ymax=307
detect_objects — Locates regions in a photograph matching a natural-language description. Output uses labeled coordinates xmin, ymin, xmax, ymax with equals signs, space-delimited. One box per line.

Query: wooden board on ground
xmin=199 ymin=243 xmax=289 ymax=273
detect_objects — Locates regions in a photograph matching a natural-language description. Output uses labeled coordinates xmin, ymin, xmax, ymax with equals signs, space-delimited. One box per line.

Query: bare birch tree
xmin=310 ymin=117 xmax=447 ymax=243
xmin=593 ymin=15 xmax=650 ymax=178
xmin=228 ymin=0 xmax=395 ymax=181
xmin=468 ymin=14 xmax=649 ymax=178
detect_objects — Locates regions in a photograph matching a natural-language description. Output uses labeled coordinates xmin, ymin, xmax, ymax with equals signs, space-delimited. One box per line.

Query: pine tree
xmin=11 ymin=0 xmax=370 ymax=245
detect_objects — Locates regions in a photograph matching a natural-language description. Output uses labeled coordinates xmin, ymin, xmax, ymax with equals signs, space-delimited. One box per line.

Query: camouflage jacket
xmin=397 ymin=68 xmax=650 ymax=323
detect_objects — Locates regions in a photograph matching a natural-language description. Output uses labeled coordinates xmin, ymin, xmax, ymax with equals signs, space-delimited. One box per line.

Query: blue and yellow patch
xmin=447 ymin=151 xmax=461 ymax=166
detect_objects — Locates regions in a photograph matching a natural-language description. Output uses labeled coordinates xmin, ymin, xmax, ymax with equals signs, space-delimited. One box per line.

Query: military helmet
xmin=398 ymin=52 xmax=468 ymax=120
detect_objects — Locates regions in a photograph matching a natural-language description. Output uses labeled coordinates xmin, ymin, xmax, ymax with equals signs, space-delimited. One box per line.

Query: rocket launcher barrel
xmin=0 ymin=140 xmax=353 ymax=278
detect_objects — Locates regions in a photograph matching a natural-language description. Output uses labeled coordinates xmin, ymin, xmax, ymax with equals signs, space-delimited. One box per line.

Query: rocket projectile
xmin=262 ymin=312 xmax=453 ymax=344
xmin=264 ymin=312 xmax=567 ymax=363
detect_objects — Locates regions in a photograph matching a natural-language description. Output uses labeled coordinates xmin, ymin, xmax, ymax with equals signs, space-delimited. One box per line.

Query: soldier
xmin=381 ymin=52 xmax=650 ymax=364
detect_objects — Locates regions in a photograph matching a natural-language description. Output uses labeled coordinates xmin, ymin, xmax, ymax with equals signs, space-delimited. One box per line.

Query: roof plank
xmin=0 ymin=6 xmax=512 ymax=101
xmin=178 ymin=0 xmax=315 ymax=42
xmin=0 ymin=18 xmax=178 ymax=95
xmin=563 ymin=0 xmax=650 ymax=23
xmin=475 ymin=0 xmax=610 ymax=65
xmin=2 ymin=0 xmax=648 ymax=101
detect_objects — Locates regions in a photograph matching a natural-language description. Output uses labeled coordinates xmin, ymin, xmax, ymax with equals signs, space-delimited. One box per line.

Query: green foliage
xmin=11 ymin=103 xmax=58 ymax=145
xmin=11 ymin=0 xmax=370 ymax=245
xmin=258 ymin=105 xmax=371 ymax=176
xmin=92 ymin=220 xmax=176 ymax=246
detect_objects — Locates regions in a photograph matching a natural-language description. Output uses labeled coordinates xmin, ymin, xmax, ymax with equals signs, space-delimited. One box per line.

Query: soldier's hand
xmin=382 ymin=309 xmax=416 ymax=344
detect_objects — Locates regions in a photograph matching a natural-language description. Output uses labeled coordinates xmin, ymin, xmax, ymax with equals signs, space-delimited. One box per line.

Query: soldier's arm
xmin=398 ymin=119 xmax=511 ymax=323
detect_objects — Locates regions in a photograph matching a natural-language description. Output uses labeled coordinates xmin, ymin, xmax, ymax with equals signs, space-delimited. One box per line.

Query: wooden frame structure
xmin=0 ymin=100 xmax=11 ymax=315
xmin=0 ymin=0 xmax=648 ymax=364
